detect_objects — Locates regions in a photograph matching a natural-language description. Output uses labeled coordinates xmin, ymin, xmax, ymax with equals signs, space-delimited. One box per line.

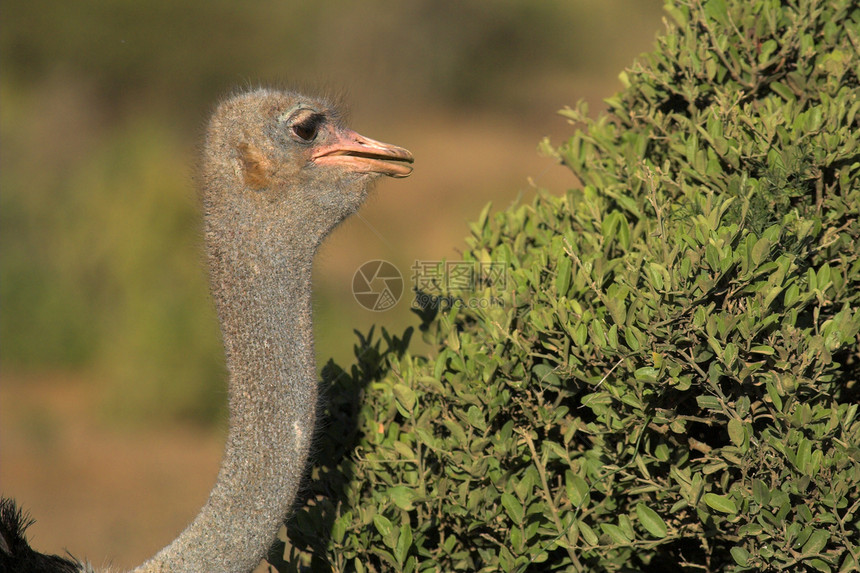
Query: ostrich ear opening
xmin=237 ymin=142 xmax=271 ymax=189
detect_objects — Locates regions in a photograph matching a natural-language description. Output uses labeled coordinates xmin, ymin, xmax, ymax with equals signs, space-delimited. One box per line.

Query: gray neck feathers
xmin=133 ymin=200 xmax=320 ymax=572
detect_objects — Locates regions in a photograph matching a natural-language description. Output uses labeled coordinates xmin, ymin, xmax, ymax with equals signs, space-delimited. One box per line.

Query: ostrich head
xmin=200 ymin=89 xmax=414 ymax=249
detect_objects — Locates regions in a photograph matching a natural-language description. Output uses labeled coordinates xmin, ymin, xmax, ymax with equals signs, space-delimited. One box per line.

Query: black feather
xmin=0 ymin=498 xmax=81 ymax=573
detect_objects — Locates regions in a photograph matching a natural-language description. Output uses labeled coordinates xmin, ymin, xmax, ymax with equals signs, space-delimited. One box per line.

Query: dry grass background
xmin=1 ymin=1 xmax=663 ymax=567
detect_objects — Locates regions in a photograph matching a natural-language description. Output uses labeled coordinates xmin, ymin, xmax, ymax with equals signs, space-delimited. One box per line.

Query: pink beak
xmin=312 ymin=129 xmax=414 ymax=178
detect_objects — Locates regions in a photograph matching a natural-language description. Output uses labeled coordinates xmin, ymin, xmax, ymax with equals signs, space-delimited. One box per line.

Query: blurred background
xmin=1 ymin=0 xmax=663 ymax=568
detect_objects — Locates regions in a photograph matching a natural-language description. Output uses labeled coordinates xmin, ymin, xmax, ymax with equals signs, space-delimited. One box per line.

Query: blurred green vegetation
xmin=1 ymin=0 xmax=662 ymax=424
xmin=3 ymin=0 xmax=662 ymax=115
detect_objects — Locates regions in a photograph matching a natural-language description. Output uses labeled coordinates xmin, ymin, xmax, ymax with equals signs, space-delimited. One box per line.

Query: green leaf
xmin=771 ymin=81 xmax=795 ymax=101
xmin=392 ymin=383 xmax=416 ymax=412
xmin=636 ymin=503 xmax=668 ymax=538
xmin=750 ymin=345 xmax=775 ymax=355
xmin=388 ymin=485 xmax=417 ymax=510
xmin=501 ymin=492 xmax=524 ymax=524
xmin=466 ymin=405 xmax=487 ymax=432
xmin=696 ymin=395 xmax=722 ymax=411
xmin=600 ymin=523 xmax=631 ymax=545
xmin=634 ymin=366 xmax=659 ymax=382
xmin=766 ymin=380 xmax=783 ymax=411
xmin=795 ymin=438 xmax=812 ymax=473
xmin=556 ymin=254 xmax=572 ymax=296
xmin=532 ymin=363 xmax=560 ymax=386
xmin=581 ymin=392 xmax=612 ymax=409
xmin=565 ymin=472 xmax=590 ymax=506
xmin=475 ymin=201 xmax=492 ymax=232
xmin=752 ymin=479 xmax=770 ymax=506
xmin=624 ymin=325 xmax=643 ymax=351
xmin=578 ymin=520 xmax=598 ymax=545
xmin=703 ymin=0 xmax=728 ymax=23
xmin=731 ymin=546 xmax=750 ymax=566
xmin=704 ymin=493 xmax=738 ymax=514
xmin=648 ymin=262 xmax=666 ymax=290
xmin=728 ymin=418 xmax=744 ymax=447
xmin=751 ymin=235 xmax=771 ymax=265
xmin=805 ymin=558 xmax=832 ymax=573
xmin=443 ymin=419 xmax=467 ymax=444
xmin=758 ymin=39 xmax=778 ymax=63
xmin=373 ymin=514 xmax=394 ymax=538
xmin=332 ymin=512 xmax=350 ymax=543
xmin=394 ymin=523 xmax=413 ymax=564
xmin=801 ymin=529 xmax=829 ymax=555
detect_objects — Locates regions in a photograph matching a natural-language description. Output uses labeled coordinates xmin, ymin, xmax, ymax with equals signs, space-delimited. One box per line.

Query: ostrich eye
xmin=291 ymin=113 xmax=323 ymax=143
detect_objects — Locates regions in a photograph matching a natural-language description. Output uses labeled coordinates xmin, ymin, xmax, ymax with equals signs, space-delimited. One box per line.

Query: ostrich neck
xmin=134 ymin=211 xmax=318 ymax=573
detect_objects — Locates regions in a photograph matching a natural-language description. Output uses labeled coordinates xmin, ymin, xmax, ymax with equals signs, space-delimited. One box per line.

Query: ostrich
xmin=0 ymin=88 xmax=413 ymax=572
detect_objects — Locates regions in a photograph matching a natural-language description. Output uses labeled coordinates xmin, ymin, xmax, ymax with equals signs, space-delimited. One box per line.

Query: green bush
xmin=279 ymin=0 xmax=860 ymax=571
